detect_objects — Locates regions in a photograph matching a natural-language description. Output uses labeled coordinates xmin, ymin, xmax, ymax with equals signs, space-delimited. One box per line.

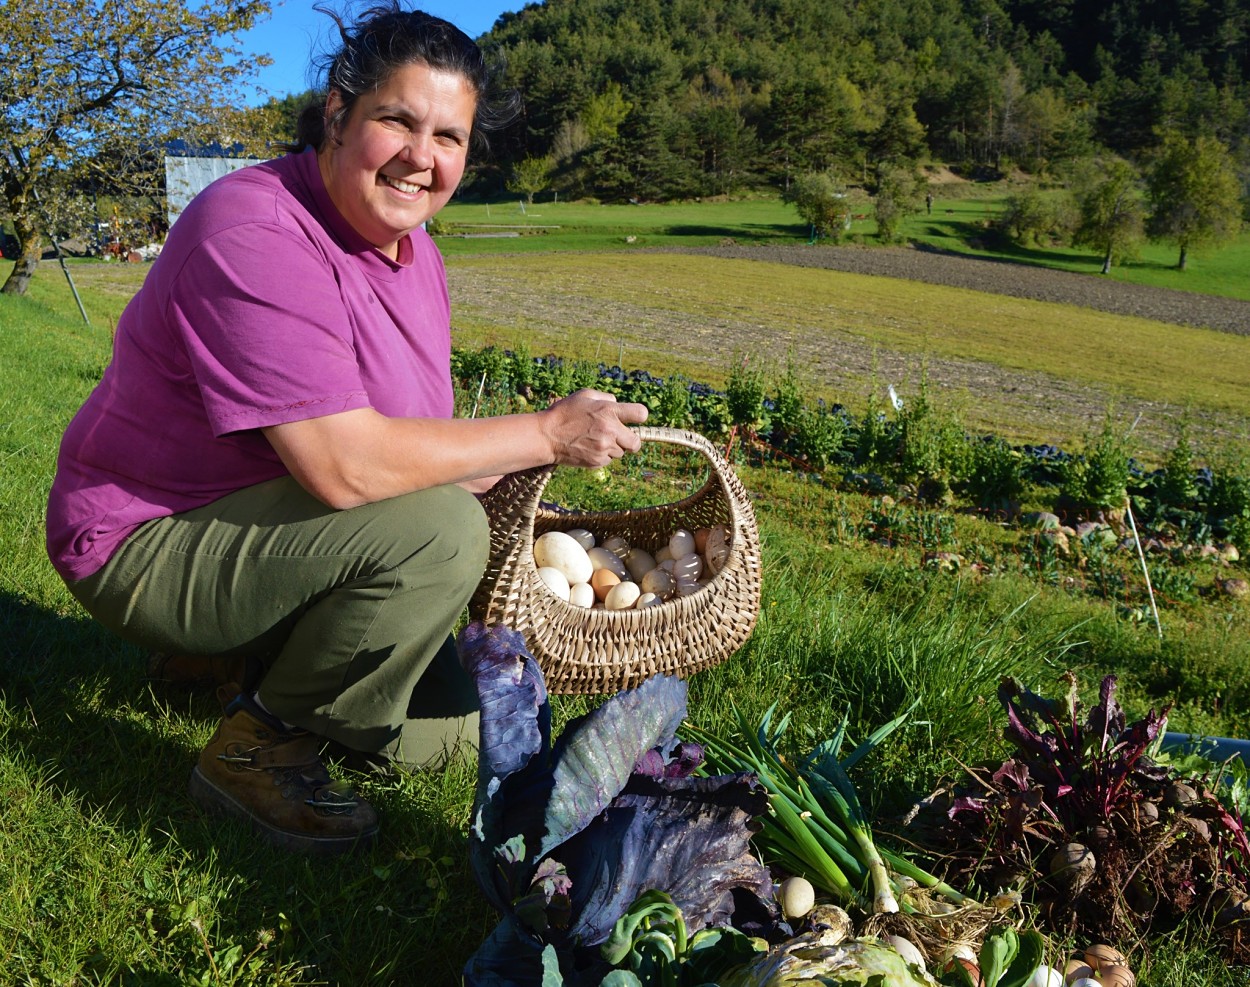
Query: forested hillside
xmin=470 ymin=0 xmax=1250 ymax=202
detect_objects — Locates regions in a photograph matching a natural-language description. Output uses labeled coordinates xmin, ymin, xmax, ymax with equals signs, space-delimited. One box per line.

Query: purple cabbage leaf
xmin=456 ymin=621 xmax=772 ymax=987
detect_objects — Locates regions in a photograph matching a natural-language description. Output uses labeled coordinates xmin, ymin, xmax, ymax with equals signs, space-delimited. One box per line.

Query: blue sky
xmin=234 ymin=1 xmax=530 ymax=105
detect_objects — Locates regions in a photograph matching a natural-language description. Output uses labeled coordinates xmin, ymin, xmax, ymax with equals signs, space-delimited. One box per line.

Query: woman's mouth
xmin=381 ymin=174 xmax=424 ymax=194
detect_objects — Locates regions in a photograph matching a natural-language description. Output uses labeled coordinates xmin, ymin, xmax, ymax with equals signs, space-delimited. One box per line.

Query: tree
xmin=1071 ymin=156 xmax=1145 ymax=274
xmin=783 ymin=169 xmax=855 ymax=241
xmin=508 ymin=155 xmax=553 ymax=205
xmin=872 ymin=164 xmax=925 ymax=243
xmin=0 ymin=0 xmax=271 ymax=295
xmin=1146 ymin=133 xmax=1244 ymax=270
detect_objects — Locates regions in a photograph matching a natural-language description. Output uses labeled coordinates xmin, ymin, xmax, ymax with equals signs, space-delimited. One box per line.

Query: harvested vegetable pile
xmin=897 ymin=672 xmax=1250 ymax=962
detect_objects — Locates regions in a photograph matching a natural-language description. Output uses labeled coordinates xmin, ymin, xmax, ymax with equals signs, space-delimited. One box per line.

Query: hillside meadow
xmin=3 ymin=203 xmax=1250 ymax=985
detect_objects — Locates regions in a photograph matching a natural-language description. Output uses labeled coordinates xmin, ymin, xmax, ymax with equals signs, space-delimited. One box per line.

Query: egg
xmin=536 ymin=566 xmax=571 ymax=602
xmin=590 ymin=567 xmax=621 ymax=601
xmin=944 ymin=957 xmax=983 ymax=985
xmin=668 ymin=528 xmax=696 ymax=558
xmin=694 ymin=527 xmax=712 ymax=554
xmin=778 ymin=876 xmax=815 ymax=919
xmin=887 ymin=935 xmax=925 ymax=969
xmin=565 ymin=527 xmax=596 ymax=551
xmin=568 ymin=581 xmax=595 ymax=608
xmin=624 ymin=548 xmax=656 ymax=582
xmin=671 ymin=552 xmax=704 ymax=581
xmin=604 ymin=580 xmax=641 ymax=611
xmin=640 ymin=567 xmax=674 ymax=598
xmin=704 ymin=524 xmax=731 ymax=573
xmin=1024 ymin=966 xmax=1064 ymax=987
xmin=602 ymin=535 xmax=631 ymax=559
xmin=1096 ymin=964 xmax=1135 ymax=987
xmin=655 ymin=545 xmax=674 ymax=564
xmin=636 ymin=592 xmax=662 ymax=609
xmin=1063 ymin=958 xmax=1094 ymax=984
xmin=1068 ymin=980 xmax=1101 ymax=987
xmin=587 ymin=546 xmax=630 ymax=579
xmin=533 ymin=531 xmax=593 ymax=585
xmin=673 ymin=577 xmax=703 ymax=597
xmin=1082 ymin=945 xmax=1126 ymax=969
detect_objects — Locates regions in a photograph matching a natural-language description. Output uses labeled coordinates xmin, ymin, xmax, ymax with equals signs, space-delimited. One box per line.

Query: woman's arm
xmin=263 ymin=388 xmax=648 ymax=509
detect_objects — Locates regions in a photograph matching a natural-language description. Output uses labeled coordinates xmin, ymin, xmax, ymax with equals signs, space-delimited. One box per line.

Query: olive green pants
xmin=67 ymin=476 xmax=490 ymax=769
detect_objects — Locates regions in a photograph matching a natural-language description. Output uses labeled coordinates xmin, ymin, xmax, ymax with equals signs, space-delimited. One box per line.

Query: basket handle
xmin=475 ymin=425 xmax=753 ymax=534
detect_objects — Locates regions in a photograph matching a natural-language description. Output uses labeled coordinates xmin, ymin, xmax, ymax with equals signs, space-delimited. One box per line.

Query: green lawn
xmin=3 ymin=205 xmax=1250 ymax=985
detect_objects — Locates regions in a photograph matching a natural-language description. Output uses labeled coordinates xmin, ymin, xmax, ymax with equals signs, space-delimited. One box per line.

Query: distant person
xmin=45 ymin=2 xmax=647 ymax=855
xmin=925 ymin=191 xmax=933 ymax=215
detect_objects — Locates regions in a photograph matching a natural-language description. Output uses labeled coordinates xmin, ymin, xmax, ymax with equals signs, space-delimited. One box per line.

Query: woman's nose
xmin=401 ymin=133 xmax=434 ymax=170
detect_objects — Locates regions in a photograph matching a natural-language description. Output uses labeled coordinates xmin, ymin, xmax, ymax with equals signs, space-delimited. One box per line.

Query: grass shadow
xmin=0 ymin=588 xmax=491 ymax=982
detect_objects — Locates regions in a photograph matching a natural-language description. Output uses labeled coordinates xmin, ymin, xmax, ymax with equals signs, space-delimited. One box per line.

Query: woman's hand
xmin=539 ymin=389 xmax=649 ymax=467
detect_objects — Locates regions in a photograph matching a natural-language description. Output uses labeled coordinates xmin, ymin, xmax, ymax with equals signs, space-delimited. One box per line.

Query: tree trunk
xmin=1178 ymin=245 xmax=1188 ymax=271
xmin=0 ymin=212 xmax=42 ymax=296
xmin=1101 ymin=247 xmax=1112 ymax=274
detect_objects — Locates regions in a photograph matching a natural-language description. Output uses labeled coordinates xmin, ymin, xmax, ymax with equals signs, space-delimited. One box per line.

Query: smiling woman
xmin=44 ymin=1 xmax=651 ymax=858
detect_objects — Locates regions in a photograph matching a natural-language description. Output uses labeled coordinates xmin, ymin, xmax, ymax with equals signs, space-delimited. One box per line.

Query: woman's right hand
xmin=540 ymin=388 xmax=649 ymax=467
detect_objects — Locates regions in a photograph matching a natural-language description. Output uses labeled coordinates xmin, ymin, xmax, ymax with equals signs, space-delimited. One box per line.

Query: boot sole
xmin=189 ymin=766 xmax=379 ymax=856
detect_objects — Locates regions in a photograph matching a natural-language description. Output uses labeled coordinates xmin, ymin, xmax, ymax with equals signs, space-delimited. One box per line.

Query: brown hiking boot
xmin=189 ymin=685 xmax=379 ymax=855
xmin=147 ymin=652 xmax=263 ymax=693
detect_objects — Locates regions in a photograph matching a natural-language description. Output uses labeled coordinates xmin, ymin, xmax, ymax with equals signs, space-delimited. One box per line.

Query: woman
xmin=45 ymin=3 xmax=648 ymax=855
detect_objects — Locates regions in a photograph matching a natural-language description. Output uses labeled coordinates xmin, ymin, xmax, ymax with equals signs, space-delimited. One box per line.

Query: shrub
xmin=725 ymin=355 xmax=769 ymax=430
xmin=1060 ymin=409 xmax=1134 ymax=511
xmin=964 ymin=436 xmax=1026 ymax=511
xmin=651 ymin=372 xmax=692 ymax=428
xmin=783 ymin=168 xmax=855 ymax=241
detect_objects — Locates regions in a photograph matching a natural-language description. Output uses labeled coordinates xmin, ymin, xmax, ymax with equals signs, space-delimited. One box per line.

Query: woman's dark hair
xmin=282 ymin=2 xmax=519 ymax=154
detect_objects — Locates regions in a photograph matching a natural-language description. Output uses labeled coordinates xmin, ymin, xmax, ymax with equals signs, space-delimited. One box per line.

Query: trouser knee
xmin=391 ymin=484 xmax=490 ymax=600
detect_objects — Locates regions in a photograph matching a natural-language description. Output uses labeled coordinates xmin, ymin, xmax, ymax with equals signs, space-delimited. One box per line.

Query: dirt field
xmin=448 ymin=245 xmax=1250 ymax=456
xmin=663 ymin=243 xmax=1250 ymax=336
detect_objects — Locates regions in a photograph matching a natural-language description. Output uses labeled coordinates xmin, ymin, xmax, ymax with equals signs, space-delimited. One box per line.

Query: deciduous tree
xmin=1071 ymin=156 xmax=1144 ymax=274
xmin=1146 ymin=132 xmax=1244 ymax=270
xmin=0 ymin=0 xmax=271 ymax=295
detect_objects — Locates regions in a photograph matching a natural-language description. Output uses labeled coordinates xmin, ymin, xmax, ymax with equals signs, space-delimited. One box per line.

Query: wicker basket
xmin=469 ymin=426 xmax=762 ymax=694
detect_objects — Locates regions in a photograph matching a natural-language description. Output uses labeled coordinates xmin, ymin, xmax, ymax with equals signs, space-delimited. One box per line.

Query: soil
xmin=662 ymin=243 xmax=1250 ymax=337
xmin=447 ymin=244 xmax=1250 ymax=457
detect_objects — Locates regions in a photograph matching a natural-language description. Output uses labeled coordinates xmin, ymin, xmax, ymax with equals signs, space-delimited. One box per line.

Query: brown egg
xmin=1082 ymin=944 xmax=1127 ymax=970
xmin=590 ymin=567 xmax=621 ymax=601
xmin=1064 ymin=957 xmax=1094 ymax=984
xmin=1097 ymin=964 xmax=1135 ymax=987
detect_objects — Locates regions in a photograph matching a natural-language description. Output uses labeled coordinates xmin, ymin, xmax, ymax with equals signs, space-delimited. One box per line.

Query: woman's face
xmin=317 ymin=62 xmax=477 ymax=259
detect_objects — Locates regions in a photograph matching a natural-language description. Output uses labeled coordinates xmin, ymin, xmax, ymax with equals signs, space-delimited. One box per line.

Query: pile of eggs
xmin=532 ymin=524 xmax=731 ymax=611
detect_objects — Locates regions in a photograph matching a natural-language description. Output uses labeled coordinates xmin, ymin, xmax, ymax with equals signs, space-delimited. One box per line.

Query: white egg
xmin=604 ymin=580 xmax=641 ymax=611
xmin=1069 ymin=980 xmax=1101 ymax=987
xmin=624 ymin=548 xmax=656 ymax=582
xmin=533 ymin=531 xmax=593 ymax=584
xmin=536 ymin=566 xmax=571 ymax=601
xmin=565 ymin=527 xmax=596 ymax=550
xmin=1024 ymin=966 xmax=1064 ymax=987
xmin=568 ymin=581 xmax=595 ymax=608
xmin=668 ymin=528 xmax=696 ymax=558
xmin=636 ymin=592 xmax=663 ymax=609
xmin=587 ymin=546 xmax=630 ymax=579
xmin=640 ymin=567 xmax=675 ymax=598
xmin=778 ymin=876 xmax=815 ymax=919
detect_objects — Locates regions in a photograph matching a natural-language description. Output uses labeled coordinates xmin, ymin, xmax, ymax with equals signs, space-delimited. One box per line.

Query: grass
xmin=436 ymin=188 xmax=1250 ymax=302
xmin=3 ymin=200 xmax=1250 ymax=984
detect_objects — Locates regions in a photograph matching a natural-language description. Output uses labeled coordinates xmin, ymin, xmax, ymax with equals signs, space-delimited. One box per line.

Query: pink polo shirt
xmin=46 ymin=148 xmax=455 ymax=581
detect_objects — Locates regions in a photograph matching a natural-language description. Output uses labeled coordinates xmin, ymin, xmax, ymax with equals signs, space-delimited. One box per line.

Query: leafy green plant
xmin=651 ymin=372 xmax=692 ymax=428
xmin=1060 ymin=410 xmax=1134 ymax=511
xmin=964 ymin=436 xmax=1026 ymax=511
xmin=725 ymin=355 xmax=769 ymax=431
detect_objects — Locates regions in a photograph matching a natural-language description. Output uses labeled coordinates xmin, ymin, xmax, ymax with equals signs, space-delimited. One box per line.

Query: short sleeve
xmin=166 ymin=222 xmax=371 ymax=436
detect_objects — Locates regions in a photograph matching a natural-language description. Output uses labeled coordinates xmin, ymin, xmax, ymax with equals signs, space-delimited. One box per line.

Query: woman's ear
xmin=324 ymin=89 xmax=345 ymax=146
